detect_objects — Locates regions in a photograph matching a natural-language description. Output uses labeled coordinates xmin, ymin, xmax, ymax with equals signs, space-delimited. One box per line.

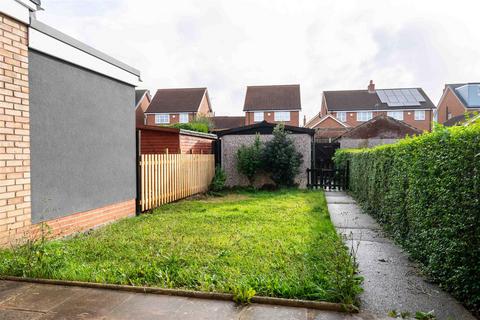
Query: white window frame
xmin=155 ymin=114 xmax=169 ymax=124
xmin=274 ymin=111 xmax=290 ymax=122
xmin=356 ymin=111 xmax=373 ymax=122
xmin=387 ymin=111 xmax=404 ymax=121
xmin=336 ymin=112 xmax=347 ymax=122
xmin=179 ymin=113 xmax=189 ymax=123
xmin=414 ymin=110 xmax=425 ymax=121
xmin=254 ymin=112 xmax=264 ymax=122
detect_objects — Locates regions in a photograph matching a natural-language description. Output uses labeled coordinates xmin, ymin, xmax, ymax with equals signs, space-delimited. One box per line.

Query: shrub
xmin=170 ymin=116 xmax=213 ymax=133
xmin=262 ymin=124 xmax=303 ymax=187
xmin=209 ymin=165 xmax=226 ymax=192
xmin=334 ymin=123 xmax=480 ymax=312
xmin=236 ymin=135 xmax=263 ymax=186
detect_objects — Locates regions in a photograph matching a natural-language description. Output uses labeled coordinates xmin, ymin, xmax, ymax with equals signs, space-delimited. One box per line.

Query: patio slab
xmin=325 ymin=191 xmax=475 ymax=320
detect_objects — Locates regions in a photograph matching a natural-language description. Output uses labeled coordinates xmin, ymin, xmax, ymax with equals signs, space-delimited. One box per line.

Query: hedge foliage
xmin=334 ymin=123 xmax=480 ymax=312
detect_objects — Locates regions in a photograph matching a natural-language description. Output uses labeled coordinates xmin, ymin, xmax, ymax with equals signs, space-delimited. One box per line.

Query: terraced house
xmin=0 ymin=0 xmax=141 ymax=245
xmin=306 ymin=80 xmax=435 ymax=132
xmin=144 ymin=87 xmax=213 ymax=125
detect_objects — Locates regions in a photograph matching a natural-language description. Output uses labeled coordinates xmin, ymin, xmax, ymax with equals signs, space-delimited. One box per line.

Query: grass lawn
xmin=0 ymin=189 xmax=361 ymax=304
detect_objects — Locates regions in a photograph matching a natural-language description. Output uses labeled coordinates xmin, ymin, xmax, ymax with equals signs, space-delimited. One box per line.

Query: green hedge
xmin=334 ymin=123 xmax=480 ymax=312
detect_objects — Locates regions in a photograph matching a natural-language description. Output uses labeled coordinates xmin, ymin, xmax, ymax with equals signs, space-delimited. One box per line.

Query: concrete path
xmin=0 ymin=280 xmax=389 ymax=320
xmin=324 ymin=191 xmax=475 ymax=320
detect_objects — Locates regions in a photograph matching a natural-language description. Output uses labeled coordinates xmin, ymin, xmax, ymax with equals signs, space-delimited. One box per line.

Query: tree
xmin=261 ymin=124 xmax=303 ymax=187
xmin=236 ymin=135 xmax=263 ymax=186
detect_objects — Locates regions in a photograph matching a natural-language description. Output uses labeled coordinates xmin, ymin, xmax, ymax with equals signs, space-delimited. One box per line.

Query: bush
xmin=334 ymin=123 xmax=480 ymax=312
xmin=170 ymin=116 xmax=213 ymax=133
xmin=209 ymin=165 xmax=226 ymax=192
xmin=236 ymin=135 xmax=263 ymax=186
xmin=262 ymin=124 xmax=303 ymax=187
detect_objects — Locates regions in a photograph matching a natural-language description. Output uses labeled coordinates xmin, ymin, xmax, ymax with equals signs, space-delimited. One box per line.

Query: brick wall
xmin=245 ymin=111 xmax=300 ymax=126
xmin=437 ymin=88 xmax=467 ymax=124
xmin=331 ymin=110 xmax=432 ymax=131
xmin=0 ymin=13 xmax=31 ymax=246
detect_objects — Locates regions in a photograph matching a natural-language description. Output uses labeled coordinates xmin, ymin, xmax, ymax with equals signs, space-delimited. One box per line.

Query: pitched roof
xmin=135 ymin=89 xmax=150 ymax=108
xmin=443 ymin=112 xmax=478 ymax=127
xmin=217 ymin=121 xmax=314 ymax=137
xmin=338 ymin=114 xmax=421 ymax=139
xmin=211 ymin=116 xmax=245 ymax=131
xmin=445 ymin=83 xmax=480 ymax=109
xmin=243 ymin=85 xmax=301 ymax=111
xmin=324 ymin=88 xmax=435 ymax=111
xmin=306 ymin=114 xmax=349 ymax=129
xmin=146 ymin=88 xmax=208 ymax=113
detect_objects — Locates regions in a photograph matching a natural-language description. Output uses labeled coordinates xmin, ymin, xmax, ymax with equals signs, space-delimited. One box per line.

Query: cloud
xmin=37 ymin=0 xmax=480 ymax=119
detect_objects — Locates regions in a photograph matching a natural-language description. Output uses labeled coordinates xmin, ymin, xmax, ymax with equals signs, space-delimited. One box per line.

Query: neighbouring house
xmin=335 ymin=114 xmax=422 ymax=149
xmin=436 ymin=83 xmax=480 ymax=125
xmin=0 ymin=1 xmax=141 ymax=245
xmin=137 ymin=125 xmax=217 ymax=154
xmin=305 ymin=114 xmax=350 ymax=142
xmin=306 ymin=80 xmax=435 ymax=132
xmin=217 ymin=121 xmax=314 ymax=188
xmin=210 ymin=116 xmax=246 ymax=132
xmin=243 ymin=85 xmax=301 ymax=126
xmin=144 ymin=87 xmax=213 ymax=126
xmin=135 ymin=89 xmax=151 ymax=127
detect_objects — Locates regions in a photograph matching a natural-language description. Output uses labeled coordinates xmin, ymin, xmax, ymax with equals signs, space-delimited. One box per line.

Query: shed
xmin=216 ymin=121 xmax=315 ymax=188
xmin=137 ymin=125 xmax=217 ymax=154
xmin=336 ymin=114 xmax=422 ymax=149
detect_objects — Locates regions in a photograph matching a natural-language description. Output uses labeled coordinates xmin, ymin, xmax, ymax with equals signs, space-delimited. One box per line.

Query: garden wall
xmin=221 ymin=134 xmax=311 ymax=188
xmin=335 ymin=123 xmax=480 ymax=312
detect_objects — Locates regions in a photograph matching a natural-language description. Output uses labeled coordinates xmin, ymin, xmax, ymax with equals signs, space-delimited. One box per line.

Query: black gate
xmin=307 ymin=164 xmax=349 ymax=190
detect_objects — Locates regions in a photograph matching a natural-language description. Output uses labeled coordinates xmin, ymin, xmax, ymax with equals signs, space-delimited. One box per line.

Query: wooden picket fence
xmin=139 ymin=154 xmax=215 ymax=211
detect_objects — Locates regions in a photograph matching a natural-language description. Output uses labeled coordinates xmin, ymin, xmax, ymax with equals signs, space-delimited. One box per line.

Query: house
xmin=243 ymin=85 xmax=301 ymax=126
xmin=135 ymin=89 xmax=151 ymax=127
xmin=336 ymin=114 xmax=422 ymax=149
xmin=210 ymin=116 xmax=246 ymax=132
xmin=216 ymin=121 xmax=314 ymax=188
xmin=305 ymin=114 xmax=350 ymax=142
xmin=0 ymin=1 xmax=141 ymax=245
xmin=306 ymin=81 xmax=435 ymax=132
xmin=144 ymin=87 xmax=213 ymax=125
xmin=137 ymin=125 xmax=217 ymax=154
xmin=436 ymin=83 xmax=480 ymax=125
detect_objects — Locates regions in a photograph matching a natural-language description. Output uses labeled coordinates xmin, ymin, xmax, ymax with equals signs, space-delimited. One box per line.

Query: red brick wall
xmin=0 ymin=14 xmax=31 ymax=246
xmin=245 ymin=111 xmax=300 ymax=126
xmin=331 ymin=110 xmax=432 ymax=131
xmin=179 ymin=135 xmax=213 ymax=154
xmin=145 ymin=113 xmax=197 ymax=125
xmin=437 ymin=88 xmax=467 ymax=124
xmin=140 ymin=129 xmax=180 ymax=154
xmin=135 ymin=94 xmax=150 ymax=127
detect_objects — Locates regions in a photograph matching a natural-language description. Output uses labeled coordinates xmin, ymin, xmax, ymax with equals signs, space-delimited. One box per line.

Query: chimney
xmin=303 ymin=115 xmax=306 ymax=127
xmin=368 ymin=80 xmax=375 ymax=93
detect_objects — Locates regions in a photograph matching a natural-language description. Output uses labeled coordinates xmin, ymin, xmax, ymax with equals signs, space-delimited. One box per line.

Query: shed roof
xmin=338 ymin=114 xmax=421 ymax=140
xmin=217 ymin=121 xmax=314 ymax=136
xmin=146 ymin=88 xmax=209 ymax=113
xmin=243 ymin=85 xmax=301 ymax=111
xmin=137 ymin=125 xmax=217 ymax=140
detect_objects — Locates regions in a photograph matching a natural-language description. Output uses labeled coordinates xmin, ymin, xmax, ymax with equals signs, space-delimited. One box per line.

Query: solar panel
xmin=376 ymin=89 xmax=424 ymax=107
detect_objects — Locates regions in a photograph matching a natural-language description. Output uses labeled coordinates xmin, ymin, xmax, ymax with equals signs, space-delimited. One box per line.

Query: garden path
xmin=325 ymin=191 xmax=474 ymax=320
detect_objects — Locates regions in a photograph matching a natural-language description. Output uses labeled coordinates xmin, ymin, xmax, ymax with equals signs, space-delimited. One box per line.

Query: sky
xmin=36 ymin=0 xmax=480 ymax=119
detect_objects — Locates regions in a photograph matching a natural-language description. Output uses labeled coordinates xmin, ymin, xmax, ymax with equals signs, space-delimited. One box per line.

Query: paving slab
xmin=324 ymin=191 xmax=475 ymax=320
xmin=0 ymin=280 xmax=389 ymax=320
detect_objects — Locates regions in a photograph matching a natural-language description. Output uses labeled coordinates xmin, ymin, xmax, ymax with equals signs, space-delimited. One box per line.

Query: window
xmin=336 ymin=112 xmax=346 ymax=122
xmin=387 ymin=111 xmax=404 ymax=120
xmin=155 ymin=114 xmax=169 ymax=124
xmin=254 ymin=112 xmax=264 ymax=122
xmin=274 ymin=111 xmax=290 ymax=122
xmin=179 ymin=113 xmax=189 ymax=123
xmin=356 ymin=111 xmax=373 ymax=122
xmin=414 ymin=110 xmax=425 ymax=121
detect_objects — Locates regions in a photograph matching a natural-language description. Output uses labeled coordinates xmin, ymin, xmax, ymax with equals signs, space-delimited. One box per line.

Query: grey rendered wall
xmin=29 ymin=51 xmax=136 ymax=223
xmin=339 ymin=138 xmax=399 ymax=149
xmin=221 ymin=134 xmax=312 ymax=189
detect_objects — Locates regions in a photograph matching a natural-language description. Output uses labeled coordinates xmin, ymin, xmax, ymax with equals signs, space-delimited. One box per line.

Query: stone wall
xmin=221 ymin=134 xmax=312 ymax=188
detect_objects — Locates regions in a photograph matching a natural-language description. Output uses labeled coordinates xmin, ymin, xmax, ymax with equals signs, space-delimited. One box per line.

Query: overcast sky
xmin=37 ymin=0 xmax=480 ymax=119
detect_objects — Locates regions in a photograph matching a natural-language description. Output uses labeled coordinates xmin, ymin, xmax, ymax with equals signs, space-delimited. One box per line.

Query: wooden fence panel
xmin=140 ymin=154 xmax=215 ymax=211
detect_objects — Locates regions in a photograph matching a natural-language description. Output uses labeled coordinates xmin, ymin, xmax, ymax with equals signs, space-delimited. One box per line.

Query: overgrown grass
xmin=0 ymin=189 xmax=362 ymax=304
